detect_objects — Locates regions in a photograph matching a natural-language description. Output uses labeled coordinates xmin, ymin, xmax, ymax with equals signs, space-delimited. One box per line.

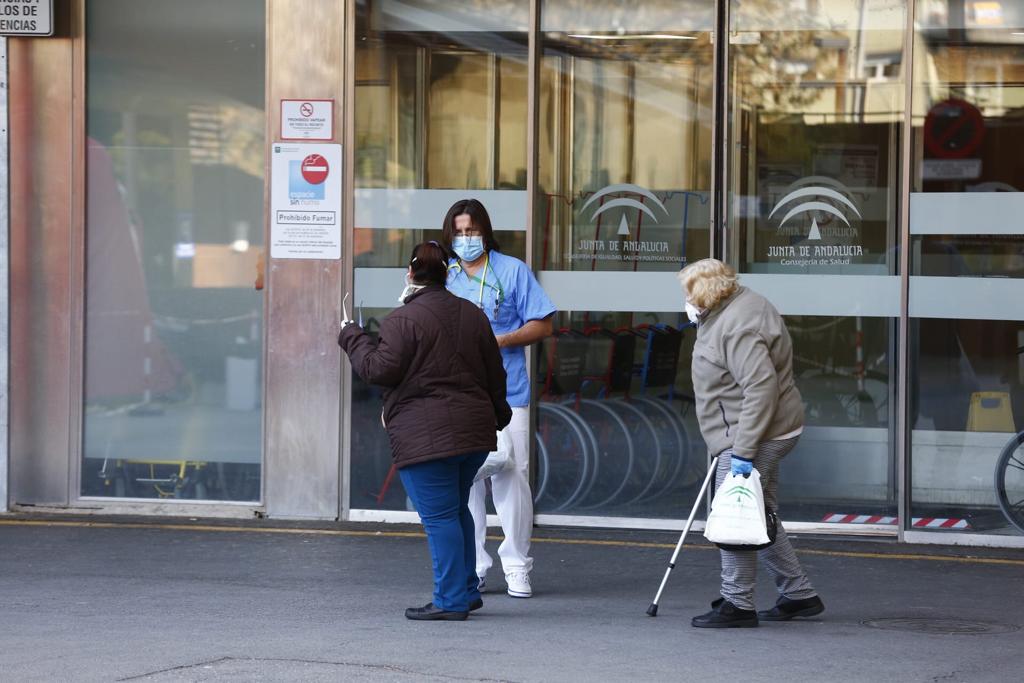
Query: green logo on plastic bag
xmin=724 ymin=484 xmax=755 ymax=504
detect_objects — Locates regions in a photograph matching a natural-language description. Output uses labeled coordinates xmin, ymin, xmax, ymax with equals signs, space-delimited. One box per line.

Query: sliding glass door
xmin=351 ymin=0 xmax=529 ymax=511
xmin=533 ymin=1 xmax=715 ymax=520
xmin=724 ymin=0 xmax=906 ymax=526
xmin=907 ymin=0 xmax=1024 ymax=539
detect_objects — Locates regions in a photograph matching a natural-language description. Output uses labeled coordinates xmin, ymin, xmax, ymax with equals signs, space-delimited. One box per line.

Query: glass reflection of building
xmin=5 ymin=0 xmax=1023 ymax=546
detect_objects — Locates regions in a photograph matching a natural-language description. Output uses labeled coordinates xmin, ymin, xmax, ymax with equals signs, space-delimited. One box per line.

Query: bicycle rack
xmin=535 ymin=323 xmax=698 ymax=514
xmin=356 ymin=316 xmax=703 ymax=516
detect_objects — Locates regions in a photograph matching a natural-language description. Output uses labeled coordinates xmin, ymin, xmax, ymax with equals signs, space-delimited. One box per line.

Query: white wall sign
xmin=922 ymin=159 xmax=982 ymax=181
xmin=0 ymin=0 xmax=52 ymax=36
xmin=270 ymin=143 xmax=342 ymax=260
xmin=280 ymin=99 xmax=333 ymax=140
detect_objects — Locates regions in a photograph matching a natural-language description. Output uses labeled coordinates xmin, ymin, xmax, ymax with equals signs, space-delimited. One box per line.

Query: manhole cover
xmin=862 ymin=617 xmax=1020 ymax=635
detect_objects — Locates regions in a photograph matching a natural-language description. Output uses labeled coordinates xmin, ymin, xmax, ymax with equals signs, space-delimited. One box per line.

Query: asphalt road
xmin=1 ymin=518 xmax=1022 ymax=682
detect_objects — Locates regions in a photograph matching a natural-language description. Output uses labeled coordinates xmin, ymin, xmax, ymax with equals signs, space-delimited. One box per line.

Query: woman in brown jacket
xmin=338 ymin=241 xmax=512 ymax=621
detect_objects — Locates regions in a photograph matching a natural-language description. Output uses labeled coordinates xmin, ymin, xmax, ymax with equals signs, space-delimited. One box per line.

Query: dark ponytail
xmin=409 ymin=240 xmax=450 ymax=286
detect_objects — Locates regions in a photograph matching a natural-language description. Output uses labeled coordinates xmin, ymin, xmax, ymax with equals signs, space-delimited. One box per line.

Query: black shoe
xmin=469 ymin=598 xmax=483 ymax=612
xmin=404 ymin=602 xmax=468 ymax=621
xmin=692 ymin=599 xmax=758 ymax=628
xmin=758 ymin=595 xmax=825 ymax=621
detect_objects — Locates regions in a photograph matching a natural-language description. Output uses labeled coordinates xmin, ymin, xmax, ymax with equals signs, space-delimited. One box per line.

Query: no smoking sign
xmin=300 ymin=154 xmax=329 ymax=184
xmin=280 ymin=99 xmax=334 ymax=140
xmin=924 ymin=98 xmax=985 ymax=159
xmin=271 ymin=143 xmax=342 ymax=260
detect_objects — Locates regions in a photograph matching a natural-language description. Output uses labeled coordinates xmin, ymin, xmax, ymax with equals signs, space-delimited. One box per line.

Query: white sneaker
xmin=505 ymin=571 xmax=532 ymax=598
xmin=477 ymin=575 xmax=487 ymax=593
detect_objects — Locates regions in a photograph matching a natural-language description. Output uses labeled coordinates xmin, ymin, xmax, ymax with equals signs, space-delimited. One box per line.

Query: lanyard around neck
xmin=476 ymin=253 xmax=490 ymax=309
xmin=459 ymin=254 xmax=500 ymax=307
xmin=450 ymin=253 xmax=503 ymax=311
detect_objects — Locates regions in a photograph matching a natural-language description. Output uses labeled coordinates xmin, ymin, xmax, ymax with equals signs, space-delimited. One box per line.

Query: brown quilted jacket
xmin=339 ymin=285 xmax=512 ymax=468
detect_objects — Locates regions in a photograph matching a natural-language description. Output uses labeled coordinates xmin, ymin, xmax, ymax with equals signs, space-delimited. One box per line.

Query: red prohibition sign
xmin=300 ymin=102 xmax=314 ymax=117
xmin=924 ymin=98 xmax=985 ymax=159
xmin=300 ymin=154 xmax=329 ymax=185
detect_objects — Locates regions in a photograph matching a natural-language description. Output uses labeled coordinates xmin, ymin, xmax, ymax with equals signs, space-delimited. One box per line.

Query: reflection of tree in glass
xmin=731 ymin=0 xmax=846 ymax=112
xmin=219 ymin=105 xmax=265 ymax=179
xmin=110 ymin=128 xmax=172 ymax=191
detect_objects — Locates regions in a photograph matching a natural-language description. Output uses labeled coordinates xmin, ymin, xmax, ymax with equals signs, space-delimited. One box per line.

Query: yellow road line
xmin=531 ymin=535 xmax=1024 ymax=566
xmin=0 ymin=519 xmax=425 ymax=539
xmin=793 ymin=547 xmax=1024 ymax=566
xmin=2 ymin=518 xmax=1022 ymax=566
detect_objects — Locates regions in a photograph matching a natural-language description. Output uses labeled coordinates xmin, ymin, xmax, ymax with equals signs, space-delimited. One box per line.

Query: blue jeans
xmin=399 ymin=451 xmax=488 ymax=612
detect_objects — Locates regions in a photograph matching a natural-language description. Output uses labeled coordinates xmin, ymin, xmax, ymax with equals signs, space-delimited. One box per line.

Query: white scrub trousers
xmin=469 ymin=406 xmax=533 ymax=577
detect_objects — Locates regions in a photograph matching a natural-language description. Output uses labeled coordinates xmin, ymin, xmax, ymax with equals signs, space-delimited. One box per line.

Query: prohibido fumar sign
xmin=0 ymin=0 xmax=52 ymax=36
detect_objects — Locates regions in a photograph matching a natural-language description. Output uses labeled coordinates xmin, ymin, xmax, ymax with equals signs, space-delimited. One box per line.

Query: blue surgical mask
xmin=452 ymin=235 xmax=485 ymax=262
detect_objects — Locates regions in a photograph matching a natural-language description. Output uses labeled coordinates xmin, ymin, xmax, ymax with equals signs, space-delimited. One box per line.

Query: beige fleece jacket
xmin=690 ymin=286 xmax=804 ymax=458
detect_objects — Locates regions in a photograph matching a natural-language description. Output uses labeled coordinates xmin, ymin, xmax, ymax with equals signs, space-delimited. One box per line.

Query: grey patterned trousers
xmin=715 ymin=437 xmax=817 ymax=611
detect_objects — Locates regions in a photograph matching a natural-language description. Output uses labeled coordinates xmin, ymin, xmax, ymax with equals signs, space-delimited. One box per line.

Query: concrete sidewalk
xmin=0 ymin=516 xmax=1022 ymax=682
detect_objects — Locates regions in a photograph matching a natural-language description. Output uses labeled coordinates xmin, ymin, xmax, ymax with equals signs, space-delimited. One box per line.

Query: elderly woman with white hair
xmin=679 ymin=258 xmax=824 ymax=628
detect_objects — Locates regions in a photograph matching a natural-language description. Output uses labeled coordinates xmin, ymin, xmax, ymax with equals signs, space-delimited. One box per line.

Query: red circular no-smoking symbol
xmin=924 ymin=98 xmax=985 ymax=159
xmin=300 ymin=102 xmax=314 ymax=117
xmin=300 ymin=154 xmax=329 ymax=185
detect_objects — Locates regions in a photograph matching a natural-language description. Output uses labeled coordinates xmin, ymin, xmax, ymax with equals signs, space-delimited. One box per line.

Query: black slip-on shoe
xmin=691 ymin=599 xmax=758 ymax=628
xmin=758 ymin=595 xmax=825 ymax=621
xmin=469 ymin=598 xmax=483 ymax=612
xmin=404 ymin=602 xmax=469 ymax=621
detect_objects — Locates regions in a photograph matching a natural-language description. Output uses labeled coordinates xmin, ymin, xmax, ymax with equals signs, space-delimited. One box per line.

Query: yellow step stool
xmin=965 ymin=391 xmax=1016 ymax=433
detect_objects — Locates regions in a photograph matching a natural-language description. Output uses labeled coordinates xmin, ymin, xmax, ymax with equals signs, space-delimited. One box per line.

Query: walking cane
xmin=646 ymin=456 xmax=719 ymax=616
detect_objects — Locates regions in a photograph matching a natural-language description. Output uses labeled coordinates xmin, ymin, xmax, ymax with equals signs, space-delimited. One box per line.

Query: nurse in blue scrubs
xmin=442 ymin=198 xmax=556 ymax=599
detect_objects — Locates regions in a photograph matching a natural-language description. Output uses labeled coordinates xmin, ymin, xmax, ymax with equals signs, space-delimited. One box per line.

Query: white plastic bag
xmin=474 ymin=429 xmax=514 ymax=482
xmin=703 ymin=469 xmax=771 ymax=547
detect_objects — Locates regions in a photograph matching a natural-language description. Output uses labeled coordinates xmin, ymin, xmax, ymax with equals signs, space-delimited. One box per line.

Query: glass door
xmin=82 ymin=0 xmax=266 ymax=502
xmin=350 ymin=0 xmax=529 ymax=512
xmin=724 ymin=0 xmax=907 ymax=526
xmin=534 ymin=1 xmax=715 ymax=520
xmin=82 ymin=0 xmax=266 ymax=501
xmin=907 ymin=0 xmax=1024 ymax=540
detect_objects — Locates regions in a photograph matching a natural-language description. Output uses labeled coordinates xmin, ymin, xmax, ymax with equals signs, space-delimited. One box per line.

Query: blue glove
xmin=730 ymin=455 xmax=753 ymax=477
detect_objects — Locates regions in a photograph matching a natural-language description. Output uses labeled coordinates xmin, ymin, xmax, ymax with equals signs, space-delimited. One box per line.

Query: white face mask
xmin=398 ymin=274 xmax=426 ymax=304
xmin=685 ymin=301 xmax=703 ymax=325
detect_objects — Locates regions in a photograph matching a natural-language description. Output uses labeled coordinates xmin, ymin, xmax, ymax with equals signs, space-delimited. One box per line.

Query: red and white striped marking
xmin=910 ymin=517 xmax=970 ymax=530
xmin=822 ymin=513 xmax=969 ymax=530
xmin=822 ymin=513 xmax=897 ymax=525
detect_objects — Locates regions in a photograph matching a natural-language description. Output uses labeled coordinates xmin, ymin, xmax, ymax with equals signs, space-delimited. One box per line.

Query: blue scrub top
xmin=447 ymin=250 xmax=556 ymax=408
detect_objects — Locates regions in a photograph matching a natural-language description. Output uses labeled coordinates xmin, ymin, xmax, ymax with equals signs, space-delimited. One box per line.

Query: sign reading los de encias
xmin=0 ymin=0 xmax=53 ymax=36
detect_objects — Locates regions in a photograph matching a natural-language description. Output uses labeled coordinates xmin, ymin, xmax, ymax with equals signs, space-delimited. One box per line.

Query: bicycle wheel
xmin=571 ymin=399 xmax=635 ymax=510
xmin=534 ymin=432 xmax=550 ymax=505
xmin=535 ymin=402 xmax=594 ymax=512
xmin=548 ymin=402 xmax=601 ymax=511
xmin=631 ymin=396 xmax=689 ymax=500
xmin=605 ymin=398 xmax=663 ymax=507
xmin=995 ymin=431 xmax=1024 ymax=534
